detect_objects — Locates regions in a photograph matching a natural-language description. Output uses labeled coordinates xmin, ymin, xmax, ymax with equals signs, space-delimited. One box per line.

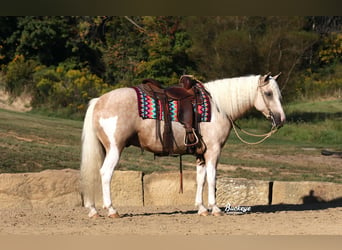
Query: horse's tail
xmin=80 ymin=98 xmax=104 ymax=208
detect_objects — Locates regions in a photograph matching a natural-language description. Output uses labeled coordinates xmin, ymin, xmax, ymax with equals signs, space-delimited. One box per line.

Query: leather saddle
xmin=139 ymin=75 xmax=203 ymax=155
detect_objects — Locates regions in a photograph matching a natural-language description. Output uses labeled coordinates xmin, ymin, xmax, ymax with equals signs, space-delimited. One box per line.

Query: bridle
xmin=228 ymin=76 xmax=279 ymax=145
xmin=257 ymin=76 xmax=277 ymax=128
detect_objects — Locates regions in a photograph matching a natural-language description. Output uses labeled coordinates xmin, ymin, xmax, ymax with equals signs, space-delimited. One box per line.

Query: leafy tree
xmin=6 ymin=17 xmax=75 ymax=65
xmin=134 ymin=16 xmax=194 ymax=85
xmin=183 ymin=16 xmax=322 ymax=100
xmin=99 ymin=16 xmax=147 ymax=86
xmin=99 ymin=16 xmax=194 ymax=86
xmin=33 ymin=63 xmax=110 ymax=115
xmin=3 ymin=16 xmax=105 ymax=77
xmin=0 ymin=16 xmax=18 ymax=65
xmin=257 ymin=17 xmax=319 ymax=94
xmin=69 ymin=16 xmax=107 ymax=78
xmin=0 ymin=16 xmax=341 ymax=115
xmin=305 ymin=16 xmax=342 ymax=34
xmin=3 ymin=54 xmax=38 ymax=96
xmin=183 ymin=16 xmax=261 ymax=80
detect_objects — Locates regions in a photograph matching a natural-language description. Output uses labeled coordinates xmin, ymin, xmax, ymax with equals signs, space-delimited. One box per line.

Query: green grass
xmin=0 ymin=109 xmax=82 ymax=173
xmin=285 ymin=99 xmax=342 ymax=114
xmin=235 ymin=99 xmax=342 ymax=148
xmin=0 ymin=99 xmax=341 ymax=183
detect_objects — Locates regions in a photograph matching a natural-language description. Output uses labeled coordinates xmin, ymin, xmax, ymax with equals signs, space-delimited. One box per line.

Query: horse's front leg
xmin=195 ymin=157 xmax=209 ymax=216
xmin=206 ymin=160 xmax=223 ymax=216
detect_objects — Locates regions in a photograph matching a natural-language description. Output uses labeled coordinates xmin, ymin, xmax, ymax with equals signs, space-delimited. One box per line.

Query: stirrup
xmin=184 ymin=128 xmax=199 ymax=147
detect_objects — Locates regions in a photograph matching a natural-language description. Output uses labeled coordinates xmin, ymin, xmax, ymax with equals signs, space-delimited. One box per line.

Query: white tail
xmin=80 ymin=98 xmax=104 ymax=208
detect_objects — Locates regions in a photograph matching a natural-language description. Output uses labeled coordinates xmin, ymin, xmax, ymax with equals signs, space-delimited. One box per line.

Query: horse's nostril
xmin=271 ymin=113 xmax=284 ymax=128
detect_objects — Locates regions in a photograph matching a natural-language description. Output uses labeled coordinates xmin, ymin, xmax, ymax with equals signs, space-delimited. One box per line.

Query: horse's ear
xmin=263 ymin=72 xmax=272 ymax=82
xmin=274 ymin=72 xmax=282 ymax=81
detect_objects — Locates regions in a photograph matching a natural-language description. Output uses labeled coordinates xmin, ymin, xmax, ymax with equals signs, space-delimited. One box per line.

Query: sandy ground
xmin=0 ymin=89 xmax=32 ymax=112
xmin=0 ymin=204 xmax=341 ymax=235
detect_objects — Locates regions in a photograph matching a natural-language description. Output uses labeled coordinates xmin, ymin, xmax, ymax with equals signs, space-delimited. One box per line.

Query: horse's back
xmin=96 ymin=87 xmax=137 ymax=111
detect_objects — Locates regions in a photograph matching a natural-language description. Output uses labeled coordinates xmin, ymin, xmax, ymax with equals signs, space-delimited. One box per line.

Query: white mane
xmin=204 ymin=75 xmax=260 ymax=119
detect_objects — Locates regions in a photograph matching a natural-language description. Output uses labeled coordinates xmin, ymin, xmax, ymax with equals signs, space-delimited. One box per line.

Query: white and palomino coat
xmin=80 ymin=74 xmax=286 ymax=218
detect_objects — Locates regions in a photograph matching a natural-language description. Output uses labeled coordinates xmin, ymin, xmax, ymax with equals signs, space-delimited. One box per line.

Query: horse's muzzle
xmin=269 ymin=112 xmax=286 ymax=128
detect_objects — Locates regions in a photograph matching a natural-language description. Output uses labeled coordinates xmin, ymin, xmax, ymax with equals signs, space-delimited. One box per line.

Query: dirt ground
xmin=0 ymin=204 xmax=341 ymax=235
xmin=0 ymin=89 xmax=32 ymax=112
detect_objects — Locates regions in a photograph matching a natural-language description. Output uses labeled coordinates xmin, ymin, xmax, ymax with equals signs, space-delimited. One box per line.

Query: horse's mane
xmin=204 ymin=75 xmax=260 ymax=119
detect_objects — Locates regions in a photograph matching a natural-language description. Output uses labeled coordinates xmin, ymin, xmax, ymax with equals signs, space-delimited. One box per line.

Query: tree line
xmin=0 ymin=16 xmax=341 ymax=117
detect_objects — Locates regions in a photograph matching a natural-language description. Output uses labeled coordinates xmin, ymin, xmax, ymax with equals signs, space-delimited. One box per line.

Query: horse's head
xmin=254 ymin=73 xmax=286 ymax=128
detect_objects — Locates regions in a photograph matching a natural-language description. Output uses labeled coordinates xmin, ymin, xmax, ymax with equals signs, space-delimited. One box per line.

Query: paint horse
xmin=80 ymin=73 xmax=286 ymax=218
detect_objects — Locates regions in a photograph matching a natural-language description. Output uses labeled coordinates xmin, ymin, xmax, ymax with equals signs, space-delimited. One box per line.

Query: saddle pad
xmin=132 ymin=83 xmax=211 ymax=122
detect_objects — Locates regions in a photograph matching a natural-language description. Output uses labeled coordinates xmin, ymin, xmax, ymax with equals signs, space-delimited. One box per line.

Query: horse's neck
xmin=205 ymin=76 xmax=258 ymax=120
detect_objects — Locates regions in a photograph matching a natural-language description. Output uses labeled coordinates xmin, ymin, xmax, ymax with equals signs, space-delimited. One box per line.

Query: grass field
xmin=0 ymin=99 xmax=341 ymax=183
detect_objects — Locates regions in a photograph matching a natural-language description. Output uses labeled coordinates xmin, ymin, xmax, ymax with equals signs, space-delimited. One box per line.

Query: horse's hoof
xmin=199 ymin=211 xmax=209 ymax=216
xmin=108 ymin=213 xmax=121 ymax=218
xmin=212 ymin=211 xmax=224 ymax=216
xmin=89 ymin=213 xmax=100 ymax=218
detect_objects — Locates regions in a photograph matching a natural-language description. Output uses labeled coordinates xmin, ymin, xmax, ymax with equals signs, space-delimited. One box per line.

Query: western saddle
xmin=139 ymin=75 xmax=206 ymax=155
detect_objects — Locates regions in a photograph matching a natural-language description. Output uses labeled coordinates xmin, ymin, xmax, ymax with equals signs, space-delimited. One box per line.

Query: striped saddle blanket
xmin=132 ymin=83 xmax=211 ymax=123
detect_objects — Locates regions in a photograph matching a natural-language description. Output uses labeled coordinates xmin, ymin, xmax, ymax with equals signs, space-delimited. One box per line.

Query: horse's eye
xmin=264 ymin=91 xmax=273 ymax=97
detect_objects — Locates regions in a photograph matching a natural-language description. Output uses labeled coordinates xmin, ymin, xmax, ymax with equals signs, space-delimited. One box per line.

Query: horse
xmin=80 ymin=73 xmax=286 ymax=218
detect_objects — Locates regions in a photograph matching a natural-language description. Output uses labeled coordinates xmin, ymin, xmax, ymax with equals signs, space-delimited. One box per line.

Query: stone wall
xmin=272 ymin=181 xmax=342 ymax=204
xmin=0 ymin=169 xmax=341 ymax=209
xmin=0 ymin=169 xmax=80 ymax=209
xmin=216 ymin=177 xmax=270 ymax=206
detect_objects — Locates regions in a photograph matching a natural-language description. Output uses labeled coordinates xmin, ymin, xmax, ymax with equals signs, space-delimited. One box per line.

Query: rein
xmin=228 ymin=116 xmax=278 ymax=145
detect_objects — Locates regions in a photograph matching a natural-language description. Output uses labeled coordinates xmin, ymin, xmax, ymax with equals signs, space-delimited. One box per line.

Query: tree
xmin=135 ymin=16 xmax=194 ymax=85
xmin=0 ymin=16 xmax=18 ymax=65
xmin=3 ymin=16 xmax=105 ymax=77
xmin=183 ymin=16 xmax=261 ymax=80
xmin=100 ymin=16 xmax=147 ymax=85
xmin=6 ymin=17 xmax=75 ymax=65
xmin=257 ymin=17 xmax=319 ymax=93
xmin=98 ymin=16 xmax=194 ymax=87
xmin=183 ymin=16 xmax=322 ymax=99
xmin=1 ymin=16 xmax=340 ymax=108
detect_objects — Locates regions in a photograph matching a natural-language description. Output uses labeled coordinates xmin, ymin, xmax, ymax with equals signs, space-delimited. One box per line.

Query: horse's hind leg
xmin=100 ymin=147 xmax=120 ymax=218
xmin=98 ymin=116 xmax=121 ymax=218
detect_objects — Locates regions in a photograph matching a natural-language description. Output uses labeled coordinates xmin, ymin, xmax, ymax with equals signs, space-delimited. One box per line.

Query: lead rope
xmin=179 ymin=155 xmax=183 ymax=193
xmin=228 ymin=116 xmax=278 ymax=145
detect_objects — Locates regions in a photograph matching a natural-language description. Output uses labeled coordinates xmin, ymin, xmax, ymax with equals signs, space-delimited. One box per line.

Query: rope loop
xmin=228 ymin=116 xmax=278 ymax=145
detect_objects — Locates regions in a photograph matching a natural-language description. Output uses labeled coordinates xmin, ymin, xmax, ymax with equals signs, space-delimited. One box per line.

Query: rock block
xmin=94 ymin=170 xmax=144 ymax=207
xmin=143 ymin=171 xmax=206 ymax=206
xmin=216 ymin=177 xmax=270 ymax=206
xmin=272 ymin=181 xmax=342 ymax=204
xmin=0 ymin=169 xmax=81 ymax=209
